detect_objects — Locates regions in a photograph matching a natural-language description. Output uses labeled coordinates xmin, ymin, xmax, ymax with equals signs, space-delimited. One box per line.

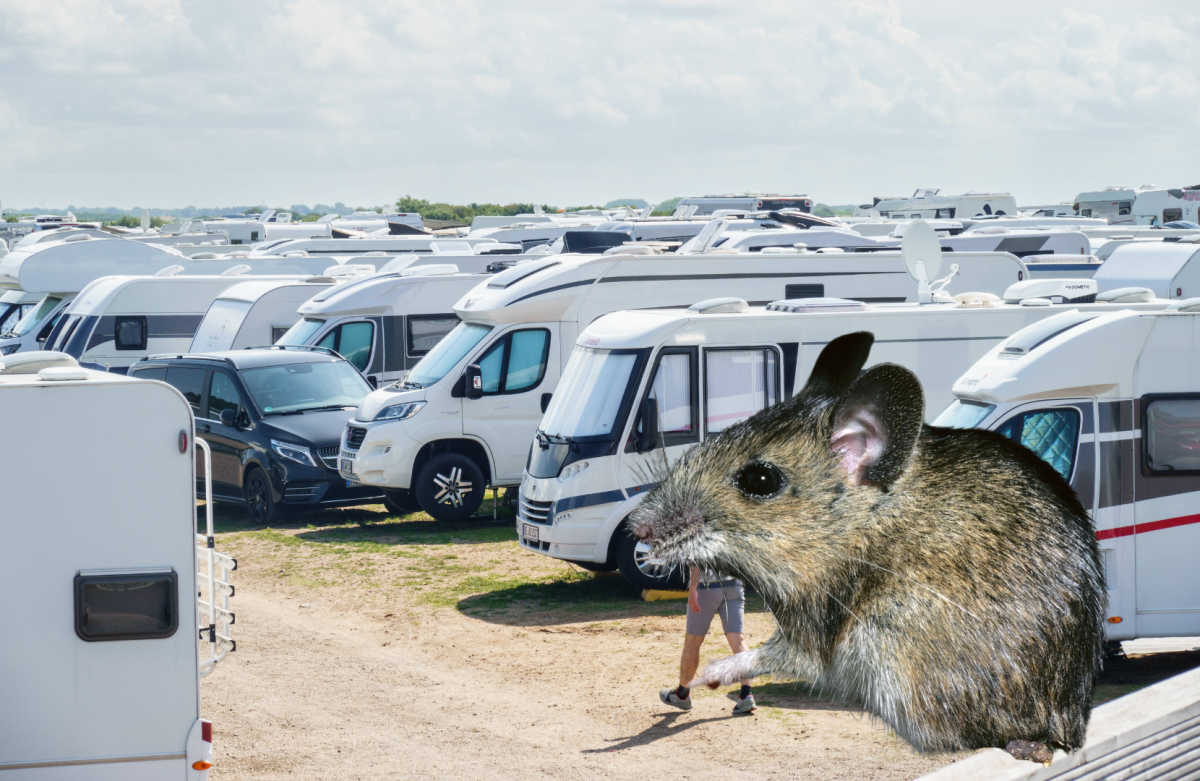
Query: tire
xmin=414 ymin=452 xmax=486 ymax=522
xmin=243 ymin=466 xmax=281 ymax=524
xmin=615 ymin=526 xmax=687 ymax=590
xmin=383 ymin=489 xmax=422 ymax=516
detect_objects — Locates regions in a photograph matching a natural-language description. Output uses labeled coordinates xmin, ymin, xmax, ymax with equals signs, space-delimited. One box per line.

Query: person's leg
xmin=716 ymin=583 xmax=752 ymax=688
xmin=724 ymin=632 xmax=752 ymax=687
xmin=679 ymin=632 xmax=705 ymax=689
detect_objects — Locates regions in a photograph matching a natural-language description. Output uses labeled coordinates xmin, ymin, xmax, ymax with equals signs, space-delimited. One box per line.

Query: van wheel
xmin=615 ymin=526 xmax=686 ymax=590
xmin=383 ymin=489 xmax=421 ymax=516
xmin=243 ymin=466 xmax=280 ymax=524
xmin=414 ymin=453 xmax=485 ymax=522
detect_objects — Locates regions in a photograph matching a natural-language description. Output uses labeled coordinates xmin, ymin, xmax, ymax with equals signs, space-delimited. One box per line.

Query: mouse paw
xmin=688 ymin=650 xmax=760 ymax=690
xmin=1005 ymin=740 xmax=1053 ymax=766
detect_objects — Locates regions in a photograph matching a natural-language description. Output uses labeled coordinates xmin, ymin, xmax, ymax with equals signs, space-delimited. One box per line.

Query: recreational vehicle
xmin=245 ymin=236 xmax=502 ymax=258
xmin=0 ymin=354 xmax=233 ymax=778
xmin=1130 ymin=186 xmax=1200 ymax=227
xmin=1073 ymin=185 xmax=1147 ymax=223
xmin=675 ymin=194 xmax=813 ymax=215
xmin=938 ymin=303 xmax=1200 ymax=640
xmin=46 ymin=273 xmax=301 ymax=372
xmin=0 ymin=289 xmax=39 ymax=334
xmin=1091 ymin=239 xmax=1200 ymax=300
xmin=514 ymin=280 xmax=1171 ymax=589
xmin=861 ymin=189 xmax=1018 ymax=220
xmin=339 ymin=245 xmax=1030 ymax=521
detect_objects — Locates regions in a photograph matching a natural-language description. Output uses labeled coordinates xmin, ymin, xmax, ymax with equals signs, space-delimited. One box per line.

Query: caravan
xmin=857 ymin=189 xmax=1018 ymax=220
xmin=938 ymin=301 xmax=1200 ymax=640
xmin=340 ymin=244 xmax=1029 ymax=521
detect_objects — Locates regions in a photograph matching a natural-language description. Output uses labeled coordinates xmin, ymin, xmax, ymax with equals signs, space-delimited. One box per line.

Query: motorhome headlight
xmin=374 ymin=401 xmax=426 ymax=422
xmin=0 ymin=344 xmax=18 ymax=356
xmin=271 ymin=439 xmax=318 ymax=467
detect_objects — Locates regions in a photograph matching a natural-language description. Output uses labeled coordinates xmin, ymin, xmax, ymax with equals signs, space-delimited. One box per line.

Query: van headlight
xmin=271 ymin=439 xmax=318 ymax=467
xmin=374 ymin=401 xmax=426 ymax=421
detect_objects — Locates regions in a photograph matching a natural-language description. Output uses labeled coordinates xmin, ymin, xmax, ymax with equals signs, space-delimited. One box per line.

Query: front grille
xmin=519 ymin=494 xmax=553 ymax=524
xmin=345 ymin=426 xmax=367 ymax=451
xmin=521 ymin=537 xmax=551 ymax=551
xmin=317 ymin=446 xmax=340 ymax=470
xmin=284 ymin=485 xmax=318 ymax=503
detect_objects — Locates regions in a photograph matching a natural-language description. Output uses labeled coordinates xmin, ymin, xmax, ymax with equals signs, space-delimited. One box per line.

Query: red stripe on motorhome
xmin=1096 ymin=513 xmax=1200 ymax=540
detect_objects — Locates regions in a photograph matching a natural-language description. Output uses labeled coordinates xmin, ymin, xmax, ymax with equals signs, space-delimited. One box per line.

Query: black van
xmin=130 ymin=347 xmax=386 ymax=522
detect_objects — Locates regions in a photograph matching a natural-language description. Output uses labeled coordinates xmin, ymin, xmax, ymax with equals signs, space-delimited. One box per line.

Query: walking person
xmin=660 ymin=565 xmax=756 ymax=715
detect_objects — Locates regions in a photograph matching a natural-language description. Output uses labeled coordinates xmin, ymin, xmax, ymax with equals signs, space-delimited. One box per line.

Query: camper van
xmin=1072 ymin=186 xmax=1146 ymax=223
xmin=675 ymin=194 xmax=814 ymax=215
xmin=1130 ymin=187 xmax=1200 ymax=227
xmin=1092 ymin=239 xmax=1200 ymax=300
xmin=0 ymin=353 xmax=233 ymax=779
xmin=513 ymin=282 xmax=1171 ymax=588
xmin=0 ymin=289 xmax=39 ymax=334
xmin=938 ymin=302 xmax=1200 ymax=640
xmin=189 ymin=276 xmax=349 ymax=354
xmin=861 ymin=190 xmax=1018 ymax=220
xmin=275 ymin=267 xmax=489 ymax=385
xmin=45 ymin=273 xmax=300 ymax=372
xmin=339 ymin=247 xmax=1030 ymax=521
xmin=247 ymin=236 xmax=502 ymax=259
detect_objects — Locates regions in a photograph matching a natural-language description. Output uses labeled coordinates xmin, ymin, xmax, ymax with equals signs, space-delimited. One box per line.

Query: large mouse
xmin=631 ymin=332 xmax=1104 ymax=757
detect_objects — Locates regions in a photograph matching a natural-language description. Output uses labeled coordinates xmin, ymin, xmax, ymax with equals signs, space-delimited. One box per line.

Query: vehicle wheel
xmin=414 ymin=453 xmax=486 ymax=522
xmin=243 ymin=466 xmax=281 ymax=524
xmin=615 ymin=526 xmax=687 ymax=590
xmin=383 ymin=489 xmax=422 ymax=516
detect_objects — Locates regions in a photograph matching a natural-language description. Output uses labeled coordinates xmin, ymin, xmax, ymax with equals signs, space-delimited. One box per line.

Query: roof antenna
xmin=533 ymin=204 xmax=545 ymax=215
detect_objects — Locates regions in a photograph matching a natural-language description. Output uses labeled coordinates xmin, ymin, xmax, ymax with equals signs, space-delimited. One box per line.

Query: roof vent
xmin=766 ymin=298 xmax=868 ymax=313
xmin=0 ymin=351 xmax=79 ymax=375
xmin=954 ymin=292 xmax=1000 ymax=307
xmin=229 ymin=250 xmax=251 ymax=258
xmin=64 ymin=234 xmax=91 ymax=242
xmin=1167 ymin=297 xmax=1200 ymax=312
xmin=1000 ymin=310 xmax=1097 ymax=355
xmin=1002 ymin=279 xmax=1097 ymax=304
xmin=37 ymin=366 xmax=90 ymax=381
xmin=688 ymin=297 xmax=748 ymax=314
xmin=361 ymin=251 xmax=389 ymax=257
xmin=1097 ymin=287 xmax=1155 ymax=303
xmin=154 ymin=264 xmax=185 ymax=277
xmin=191 ymin=252 xmax=218 ymax=259
xmin=282 ymin=250 xmax=309 ymax=258
xmin=220 ymin=264 xmax=251 ymax=277
xmin=304 ymin=276 xmax=336 ymax=284
xmin=603 ymin=244 xmax=654 ymax=255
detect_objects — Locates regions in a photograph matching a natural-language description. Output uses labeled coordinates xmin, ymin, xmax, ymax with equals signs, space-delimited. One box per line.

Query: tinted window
xmin=996 ymin=408 xmax=1080 ymax=480
xmin=165 ymin=366 xmax=206 ymax=415
xmin=704 ymin=349 xmax=778 ymax=434
xmin=240 ymin=360 xmax=372 ymax=414
xmin=317 ymin=321 xmax=374 ymax=372
xmin=132 ymin=366 xmax=167 ymax=382
xmin=208 ymin=372 xmax=242 ymax=421
xmin=1145 ymin=398 xmax=1200 ymax=473
xmin=475 ymin=329 xmax=550 ymax=395
xmin=74 ymin=571 xmax=178 ymax=641
xmin=115 ymin=316 xmax=148 ymax=350
xmin=478 ymin=337 xmax=505 ymax=393
xmin=408 ymin=314 xmax=458 ymax=356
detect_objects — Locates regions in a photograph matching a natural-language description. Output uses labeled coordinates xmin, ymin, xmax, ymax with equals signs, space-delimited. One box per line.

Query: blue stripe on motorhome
xmin=1026 ymin=265 xmax=1097 ymax=271
xmin=86 ymin=314 xmax=206 ymax=350
xmin=547 ymin=481 xmax=662 ymax=519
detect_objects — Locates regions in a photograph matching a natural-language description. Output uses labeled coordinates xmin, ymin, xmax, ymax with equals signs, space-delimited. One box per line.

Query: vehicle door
xmin=315 ymin=318 xmax=381 ymax=387
xmin=462 ymin=325 xmax=558 ymax=484
xmin=1135 ymin=394 xmax=1200 ymax=636
xmin=162 ymin=365 xmax=209 ymax=496
xmin=201 ymin=369 xmax=254 ymax=497
xmin=617 ymin=347 xmax=700 ymax=495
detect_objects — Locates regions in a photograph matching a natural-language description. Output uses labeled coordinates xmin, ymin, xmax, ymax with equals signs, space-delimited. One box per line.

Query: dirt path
xmin=200 ymin=505 xmax=1196 ymax=780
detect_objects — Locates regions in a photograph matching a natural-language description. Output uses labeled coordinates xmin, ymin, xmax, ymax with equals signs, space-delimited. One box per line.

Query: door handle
xmin=199 ymin=424 xmax=211 ymax=433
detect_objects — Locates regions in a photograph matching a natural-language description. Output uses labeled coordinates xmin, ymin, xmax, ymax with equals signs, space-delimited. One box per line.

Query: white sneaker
xmin=659 ymin=687 xmax=693 ymax=711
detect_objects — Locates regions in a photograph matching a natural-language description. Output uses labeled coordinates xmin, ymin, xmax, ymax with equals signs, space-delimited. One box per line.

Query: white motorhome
xmin=0 ymin=354 xmax=233 ymax=779
xmin=0 ymin=289 xmax=39 ymax=333
xmin=675 ymin=194 xmax=814 ymax=215
xmin=245 ymin=236 xmax=502 ymax=258
xmin=1092 ymin=239 xmax=1200 ymax=300
xmin=513 ymin=284 xmax=1172 ymax=588
xmin=46 ymin=272 xmax=301 ymax=372
xmin=937 ymin=302 xmax=1200 ymax=640
xmin=275 ymin=266 xmax=488 ymax=385
xmin=1130 ymin=186 xmax=1200 ymax=227
xmin=188 ymin=275 xmax=349 ymax=354
xmin=339 ymin=247 xmax=1031 ymax=520
xmin=861 ymin=189 xmax=1018 ymax=220
xmin=1072 ymin=185 xmax=1147 ymax=223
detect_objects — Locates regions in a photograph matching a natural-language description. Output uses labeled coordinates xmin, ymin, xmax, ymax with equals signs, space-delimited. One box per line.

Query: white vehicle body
xmin=276 ymin=270 xmax=489 ymax=386
xmin=844 ymin=219 xmax=965 ymax=237
xmin=514 ymin=289 xmax=1171 ymax=585
xmin=189 ymin=277 xmax=339 ymax=353
xmin=329 ymin=212 xmax=424 ymax=233
xmin=1131 ymin=187 xmax=1200 ymax=227
xmin=1020 ymin=203 xmax=1076 ymax=217
xmin=1073 ymin=186 xmax=1145 ymax=223
xmin=0 ymin=289 xmax=39 ymax=333
xmin=246 ymin=236 xmax=500 ymax=258
xmin=469 ymin=214 xmax=554 ymax=231
xmin=1092 ymin=240 xmax=1200 ymax=300
xmin=468 ymin=220 xmax=608 ymax=252
xmin=676 ymin=194 xmax=813 ymax=215
xmin=47 ymin=274 xmax=300 ymax=371
xmin=939 ymin=228 xmax=1092 ymax=259
xmin=864 ymin=190 xmax=1018 ymax=220
xmin=0 ymin=360 xmax=232 ymax=779
xmin=341 ymin=249 xmax=1030 ymax=517
xmin=940 ymin=305 xmax=1200 ymax=639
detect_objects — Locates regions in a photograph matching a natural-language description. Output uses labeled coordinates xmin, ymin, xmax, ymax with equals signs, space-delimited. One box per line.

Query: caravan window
xmin=74 ymin=571 xmax=179 ymax=641
xmin=407 ymin=314 xmax=459 ymax=357
xmin=1144 ymin=397 xmax=1200 ymax=473
xmin=1119 ymin=202 xmax=1132 ymax=216
xmin=996 ymin=408 xmax=1080 ymax=480
xmin=476 ymin=329 xmax=551 ymax=395
xmin=165 ymin=367 xmax=206 ymax=416
xmin=704 ymin=348 xmax=779 ymax=434
xmin=114 ymin=316 xmax=148 ymax=351
xmin=317 ymin=320 xmax=374 ymax=373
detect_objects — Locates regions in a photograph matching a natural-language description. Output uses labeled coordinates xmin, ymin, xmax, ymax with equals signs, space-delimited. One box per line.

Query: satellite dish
xmin=140 ymin=210 xmax=150 ymax=231
xmin=901 ymin=220 xmax=943 ymax=303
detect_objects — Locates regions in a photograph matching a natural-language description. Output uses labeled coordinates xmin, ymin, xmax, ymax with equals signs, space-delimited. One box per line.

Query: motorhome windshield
xmin=400 ymin=322 xmax=492 ymax=388
xmin=191 ymin=299 xmax=253 ymax=352
xmin=241 ymin=360 xmax=372 ymax=415
xmin=10 ymin=296 xmax=61 ymax=336
xmin=541 ymin=348 xmax=642 ymax=439
xmin=278 ymin=317 xmax=327 ymax=346
xmin=933 ymin=399 xmax=997 ymax=429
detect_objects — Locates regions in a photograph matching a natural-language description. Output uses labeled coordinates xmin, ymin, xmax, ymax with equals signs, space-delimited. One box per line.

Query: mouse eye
xmin=734 ymin=462 xmax=785 ymax=499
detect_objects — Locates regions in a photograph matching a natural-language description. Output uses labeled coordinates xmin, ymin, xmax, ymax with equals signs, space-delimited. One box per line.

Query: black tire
xmin=615 ymin=525 xmax=687 ymax=590
xmin=243 ymin=466 xmax=281 ymax=524
xmin=414 ymin=452 xmax=486 ymax=522
xmin=382 ymin=489 xmax=422 ymax=516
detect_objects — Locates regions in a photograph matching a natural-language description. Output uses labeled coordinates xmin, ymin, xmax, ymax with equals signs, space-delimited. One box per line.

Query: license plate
xmin=339 ymin=457 xmax=357 ymax=481
xmin=523 ymin=523 xmax=540 ymax=543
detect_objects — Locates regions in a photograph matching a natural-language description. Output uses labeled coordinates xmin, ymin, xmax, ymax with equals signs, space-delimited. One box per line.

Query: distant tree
xmin=394 ymin=195 xmax=543 ymax=224
xmin=813 ymin=203 xmax=856 ymax=217
xmin=655 ymin=196 xmax=684 ymax=214
xmin=103 ymin=215 xmax=171 ymax=229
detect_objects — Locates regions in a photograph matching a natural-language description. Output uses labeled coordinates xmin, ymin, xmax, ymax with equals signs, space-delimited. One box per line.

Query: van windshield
xmin=9 ymin=295 xmax=61 ymax=336
xmin=541 ymin=347 xmax=643 ymax=440
xmin=933 ymin=399 xmax=996 ymax=429
xmin=400 ymin=322 xmax=492 ymax=388
xmin=191 ymin=299 xmax=253 ymax=352
xmin=277 ymin=317 xmax=327 ymax=346
xmin=241 ymin=360 xmax=372 ymax=414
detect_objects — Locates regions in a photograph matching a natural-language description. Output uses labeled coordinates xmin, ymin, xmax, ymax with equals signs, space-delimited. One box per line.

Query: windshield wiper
xmin=536 ymin=430 xmax=581 ymax=450
xmin=271 ymin=404 xmax=354 ymax=415
xmin=397 ymin=378 xmax=423 ymax=390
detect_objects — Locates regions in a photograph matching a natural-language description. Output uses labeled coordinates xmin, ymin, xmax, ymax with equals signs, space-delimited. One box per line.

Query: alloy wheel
xmin=432 ymin=466 xmax=473 ymax=508
xmin=247 ymin=472 xmax=270 ymax=521
xmin=633 ymin=540 xmax=676 ymax=580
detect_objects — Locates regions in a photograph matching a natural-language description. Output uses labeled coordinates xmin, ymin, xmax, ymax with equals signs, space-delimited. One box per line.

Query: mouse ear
xmin=801 ymin=332 xmax=874 ymax=401
xmin=830 ymin=363 xmax=924 ymax=490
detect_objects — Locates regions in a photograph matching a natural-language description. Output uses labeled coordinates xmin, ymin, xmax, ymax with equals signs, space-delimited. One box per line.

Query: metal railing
xmin=194 ymin=437 xmax=236 ymax=677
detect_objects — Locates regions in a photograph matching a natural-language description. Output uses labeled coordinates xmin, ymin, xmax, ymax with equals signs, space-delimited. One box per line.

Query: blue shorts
xmin=685 ymin=580 xmax=745 ymax=635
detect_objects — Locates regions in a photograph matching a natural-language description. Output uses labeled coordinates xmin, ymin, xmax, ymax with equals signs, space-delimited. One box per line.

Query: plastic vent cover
xmin=486 ymin=258 xmax=560 ymax=289
xmin=1000 ymin=310 xmax=1097 ymax=356
xmin=767 ymin=298 xmax=868 ymax=313
xmin=688 ymin=297 xmax=748 ymax=314
xmin=1097 ymin=287 xmax=1155 ymax=303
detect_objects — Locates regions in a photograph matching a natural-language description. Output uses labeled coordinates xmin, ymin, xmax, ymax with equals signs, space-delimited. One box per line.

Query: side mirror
xmin=638 ymin=397 xmax=659 ymax=453
xmin=464 ymin=364 xmax=483 ymax=399
xmin=540 ymin=393 xmax=552 ymax=414
xmin=219 ymin=408 xmax=237 ymax=428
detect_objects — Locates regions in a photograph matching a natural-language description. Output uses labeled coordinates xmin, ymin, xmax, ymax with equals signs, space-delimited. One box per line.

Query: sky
xmin=2 ymin=0 xmax=1199 ymax=211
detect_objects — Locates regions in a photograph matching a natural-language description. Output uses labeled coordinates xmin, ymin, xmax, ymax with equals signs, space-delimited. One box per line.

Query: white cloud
xmin=1 ymin=0 xmax=1198 ymax=208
